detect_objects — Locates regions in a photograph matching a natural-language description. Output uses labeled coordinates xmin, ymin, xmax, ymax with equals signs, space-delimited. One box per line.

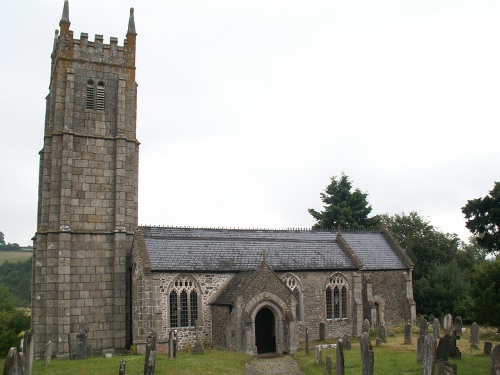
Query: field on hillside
xmin=0 ymin=251 xmax=32 ymax=265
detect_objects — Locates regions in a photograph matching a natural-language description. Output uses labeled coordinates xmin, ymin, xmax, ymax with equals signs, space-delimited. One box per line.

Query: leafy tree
xmin=0 ymin=231 xmax=21 ymax=251
xmin=308 ymin=173 xmax=380 ymax=230
xmin=469 ymin=258 xmax=500 ymax=327
xmin=462 ymin=182 xmax=500 ymax=254
xmin=0 ymin=259 xmax=32 ymax=307
xmin=0 ymin=285 xmax=15 ymax=311
xmin=0 ymin=232 xmax=4 ymax=245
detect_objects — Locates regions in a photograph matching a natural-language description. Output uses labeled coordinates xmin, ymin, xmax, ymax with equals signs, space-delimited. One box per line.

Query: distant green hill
xmin=0 ymin=251 xmax=32 ymax=265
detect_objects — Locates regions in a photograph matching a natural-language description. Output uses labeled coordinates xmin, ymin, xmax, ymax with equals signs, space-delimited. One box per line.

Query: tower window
xmin=86 ymin=80 xmax=105 ymax=111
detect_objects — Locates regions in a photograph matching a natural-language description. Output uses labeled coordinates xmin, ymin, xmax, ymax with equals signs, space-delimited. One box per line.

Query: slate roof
xmin=138 ymin=226 xmax=412 ymax=272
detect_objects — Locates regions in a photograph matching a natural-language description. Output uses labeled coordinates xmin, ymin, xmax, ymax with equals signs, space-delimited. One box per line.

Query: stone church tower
xmin=32 ymin=1 xmax=138 ymax=357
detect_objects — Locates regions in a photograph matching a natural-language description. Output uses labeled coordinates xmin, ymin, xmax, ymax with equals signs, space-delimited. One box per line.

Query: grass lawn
xmin=0 ymin=251 xmax=32 ymax=265
xmin=1 ymin=326 xmax=496 ymax=374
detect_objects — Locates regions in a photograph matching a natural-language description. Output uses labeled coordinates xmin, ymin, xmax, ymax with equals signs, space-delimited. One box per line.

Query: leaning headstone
xmin=325 ymin=356 xmax=332 ymax=375
xmin=119 ymin=359 xmax=126 ymax=375
xmin=360 ymin=332 xmax=373 ymax=375
xmin=23 ymin=329 xmax=33 ymax=375
xmin=449 ymin=330 xmax=461 ymax=359
xmin=443 ymin=314 xmax=453 ymax=334
xmin=428 ymin=314 xmax=436 ymax=324
xmin=420 ymin=316 xmax=428 ymax=337
xmin=315 ymin=346 xmax=322 ymax=365
xmin=454 ymin=316 xmax=463 ymax=337
xmin=3 ymin=347 xmax=23 ymax=375
xmin=342 ymin=334 xmax=351 ymax=350
xmin=145 ymin=351 xmax=156 ymax=375
xmin=417 ymin=336 xmax=425 ymax=363
xmin=437 ymin=360 xmax=457 ymax=375
xmin=44 ymin=341 xmax=53 ymax=367
xmin=305 ymin=328 xmax=309 ymax=356
xmin=362 ymin=319 xmax=370 ymax=334
xmin=422 ymin=333 xmax=436 ymax=375
xmin=470 ymin=322 xmax=479 ymax=349
xmin=76 ymin=327 xmax=88 ymax=359
xmin=484 ymin=342 xmax=493 ymax=356
xmin=491 ymin=345 xmax=500 ymax=375
xmin=404 ymin=322 xmax=412 ymax=345
xmin=436 ymin=334 xmax=451 ymax=363
xmin=433 ymin=319 xmax=441 ymax=340
xmin=378 ymin=322 xmax=387 ymax=343
xmin=336 ymin=339 xmax=345 ymax=375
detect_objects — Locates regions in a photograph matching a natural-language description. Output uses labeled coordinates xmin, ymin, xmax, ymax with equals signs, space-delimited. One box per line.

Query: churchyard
xmin=3 ymin=320 xmax=498 ymax=374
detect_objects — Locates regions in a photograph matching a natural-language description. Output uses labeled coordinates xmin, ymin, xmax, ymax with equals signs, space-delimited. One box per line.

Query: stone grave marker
xmin=470 ymin=322 xmax=479 ymax=349
xmin=119 ymin=359 xmax=126 ymax=375
xmin=305 ymin=328 xmax=309 ymax=356
xmin=4 ymin=347 xmax=24 ymax=375
xmin=449 ymin=330 xmax=461 ymax=359
xmin=315 ymin=346 xmax=322 ymax=365
xmin=44 ymin=341 xmax=53 ymax=367
xmin=419 ymin=316 xmax=428 ymax=337
xmin=342 ymin=334 xmax=351 ymax=350
xmin=421 ymin=333 xmax=436 ymax=375
xmin=454 ymin=316 xmax=463 ymax=336
xmin=23 ymin=329 xmax=33 ymax=375
xmin=362 ymin=319 xmax=370 ymax=334
xmin=76 ymin=327 xmax=89 ymax=359
xmin=325 ymin=356 xmax=332 ymax=375
xmin=144 ymin=330 xmax=157 ymax=375
xmin=437 ymin=360 xmax=457 ymax=375
xmin=192 ymin=320 xmax=204 ymax=354
xmin=379 ymin=322 xmax=387 ymax=343
xmin=443 ymin=314 xmax=453 ymax=334
xmin=491 ymin=344 xmax=500 ymax=375
xmin=145 ymin=351 xmax=156 ymax=375
xmin=484 ymin=342 xmax=493 ymax=356
xmin=336 ymin=338 xmax=345 ymax=375
xmin=360 ymin=332 xmax=373 ymax=375
xmin=168 ymin=330 xmax=177 ymax=359
xmin=417 ymin=336 xmax=425 ymax=363
xmin=428 ymin=314 xmax=435 ymax=324
xmin=436 ymin=334 xmax=451 ymax=363
xmin=404 ymin=322 xmax=412 ymax=345
xmin=433 ymin=319 xmax=441 ymax=340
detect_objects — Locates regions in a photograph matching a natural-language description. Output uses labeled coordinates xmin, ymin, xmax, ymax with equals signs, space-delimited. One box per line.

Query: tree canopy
xmin=0 ymin=231 xmax=21 ymax=251
xmin=308 ymin=173 xmax=379 ymax=230
xmin=462 ymin=181 xmax=500 ymax=254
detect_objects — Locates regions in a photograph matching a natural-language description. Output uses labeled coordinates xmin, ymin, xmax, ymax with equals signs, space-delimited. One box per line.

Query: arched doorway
xmin=255 ymin=307 xmax=276 ymax=354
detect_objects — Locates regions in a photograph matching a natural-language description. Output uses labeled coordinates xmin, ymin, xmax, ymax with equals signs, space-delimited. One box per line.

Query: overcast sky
xmin=1 ymin=0 xmax=499 ymax=246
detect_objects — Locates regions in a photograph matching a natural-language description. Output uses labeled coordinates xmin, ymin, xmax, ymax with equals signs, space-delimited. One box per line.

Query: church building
xmin=31 ymin=1 xmax=416 ymax=358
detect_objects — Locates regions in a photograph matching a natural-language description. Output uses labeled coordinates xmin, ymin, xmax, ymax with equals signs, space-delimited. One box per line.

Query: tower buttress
xmin=32 ymin=0 xmax=139 ymax=357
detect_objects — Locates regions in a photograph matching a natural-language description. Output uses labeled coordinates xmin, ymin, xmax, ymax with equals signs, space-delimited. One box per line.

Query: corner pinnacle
xmin=127 ymin=7 xmax=137 ymax=36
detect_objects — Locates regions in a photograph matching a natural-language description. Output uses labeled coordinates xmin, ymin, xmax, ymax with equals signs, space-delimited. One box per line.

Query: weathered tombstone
xmin=319 ymin=323 xmax=326 ymax=341
xmin=22 ymin=329 xmax=33 ymax=375
xmin=454 ymin=316 xmax=463 ymax=336
xmin=428 ymin=314 xmax=436 ymax=324
xmin=433 ymin=319 xmax=441 ymax=340
xmin=3 ymin=347 xmax=23 ymax=375
xmin=168 ymin=330 xmax=177 ymax=359
xmin=420 ymin=316 xmax=428 ymax=337
xmin=437 ymin=360 xmax=457 ymax=375
xmin=191 ymin=320 xmax=204 ymax=354
xmin=443 ymin=314 xmax=453 ymax=334
xmin=470 ymin=322 xmax=479 ymax=349
xmin=375 ymin=338 xmax=382 ymax=347
xmin=342 ymin=334 xmax=351 ymax=350
xmin=436 ymin=334 xmax=451 ymax=363
xmin=369 ymin=349 xmax=375 ymax=375
xmin=491 ymin=345 xmax=500 ymax=375
xmin=305 ymin=328 xmax=309 ymax=356
xmin=76 ymin=327 xmax=88 ymax=359
xmin=44 ymin=341 xmax=53 ymax=367
xmin=422 ymin=333 xmax=436 ymax=375
xmin=325 ymin=356 xmax=332 ymax=375
xmin=417 ymin=336 xmax=425 ymax=363
xmin=144 ymin=330 xmax=157 ymax=375
xmin=336 ymin=338 xmax=345 ymax=375
xmin=315 ymin=346 xmax=322 ymax=365
xmin=378 ymin=322 xmax=387 ymax=343
xmin=360 ymin=332 xmax=372 ymax=375
xmin=145 ymin=351 xmax=156 ymax=375
xmin=484 ymin=342 xmax=493 ymax=356
xmin=119 ymin=359 xmax=126 ymax=375
xmin=362 ymin=319 xmax=370 ymax=334
xmin=449 ymin=330 xmax=461 ymax=359
xmin=404 ymin=322 xmax=412 ymax=345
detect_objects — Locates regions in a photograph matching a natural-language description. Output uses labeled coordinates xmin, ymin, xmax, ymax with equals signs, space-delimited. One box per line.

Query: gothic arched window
xmin=326 ymin=274 xmax=349 ymax=320
xmin=282 ymin=273 xmax=304 ymax=322
xmin=168 ymin=276 xmax=199 ymax=328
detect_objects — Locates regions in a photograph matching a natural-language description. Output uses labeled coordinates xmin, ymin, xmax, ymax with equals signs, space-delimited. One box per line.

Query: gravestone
xmin=454 ymin=316 xmax=463 ymax=336
xmin=22 ymin=329 xmax=33 ymax=375
xmin=470 ymin=322 xmax=479 ymax=349
xmin=433 ymin=319 xmax=441 ymax=340
xmin=44 ymin=341 xmax=52 ymax=367
xmin=342 ymin=334 xmax=351 ymax=350
xmin=325 ymin=356 xmax=332 ymax=375
xmin=305 ymin=328 xmax=309 ymax=356
xmin=336 ymin=338 xmax=345 ymax=375
xmin=443 ymin=314 xmax=453 ymax=334
xmin=376 ymin=338 xmax=382 ymax=347
xmin=76 ymin=327 xmax=89 ymax=359
xmin=192 ymin=320 xmax=204 ymax=354
xmin=422 ymin=333 xmax=436 ymax=375
xmin=484 ymin=342 xmax=493 ymax=356
xmin=417 ymin=336 xmax=425 ymax=363
xmin=449 ymin=330 xmax=461 ymax=359
xmin=168 ymin=330 xmax=177 ymax=359
xmin=420 ymin=316 xmax=428 ymax=337
xmin=436 ymin=334 xmax=451 ymax=363
xmin=145 ymin=351 xmax=156 ymax=375
xmin=144 ymin=331 xmax=157 ymax=375
xmin=437 ymin=361 xmax=457 ymax=375
xmin=379 ymin=322 xmax=387 ymax=343
xmin=491 ymin=344 xmax=500 ymax=375
xmin=119 ymin=359 xmax=126 ymax=375
xmin=362 ymin=319 xmax=370 ymax=334
xmin=360 ymin=332 xmax=373 ymax=375
xmin=404 ymin=322 xmax=412 ymax=345
xmin=319 ymin=323 xmax=326 ymax=340
xmin=315 ymin=346 xmax=322 ymax=365
xmin=428 ymin=314 xmax=435 ymax=324
xmin=3 ymin=347 xmax=23 ymax=375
